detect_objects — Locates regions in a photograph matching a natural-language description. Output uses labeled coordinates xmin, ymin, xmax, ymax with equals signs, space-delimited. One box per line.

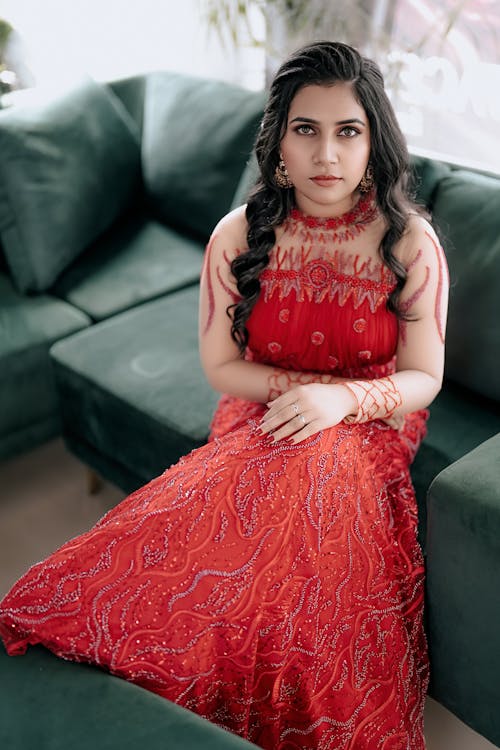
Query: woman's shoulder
xmin=395 ymin=212 xmax=442 ymax=270
xmin=210 ymin=205 xmax=249 ymax=258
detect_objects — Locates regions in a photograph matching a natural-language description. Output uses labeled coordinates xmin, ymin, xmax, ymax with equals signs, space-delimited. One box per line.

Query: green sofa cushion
xmin=0 ymin=273 xmax=90 ymax=459
xmin=431 ymin=169 xmax=500 ymax=402
xmin=142 ymin=72 xmax=265 ymax=239
xmin=0 ymin=79 xmax=141 ymax=293
xmin=0 ymin=645 xmax=258 ymax=749
xmin=50 ymin=286 xmax=219 ymax=486
xmin=53 ymin=214 xmax=204 ymax=321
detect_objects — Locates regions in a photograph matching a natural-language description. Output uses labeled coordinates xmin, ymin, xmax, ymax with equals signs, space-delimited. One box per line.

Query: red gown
xmin=0 ymin=200 xmax=429 ymax=750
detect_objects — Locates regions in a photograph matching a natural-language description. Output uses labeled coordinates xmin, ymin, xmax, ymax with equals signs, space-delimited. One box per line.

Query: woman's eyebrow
xmin=289 ymin=116 xmax=366 ymax=126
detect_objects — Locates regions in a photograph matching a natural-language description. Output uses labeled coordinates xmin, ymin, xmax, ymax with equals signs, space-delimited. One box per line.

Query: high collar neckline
xmin=289 ymin=190 xmax=378 ymax=230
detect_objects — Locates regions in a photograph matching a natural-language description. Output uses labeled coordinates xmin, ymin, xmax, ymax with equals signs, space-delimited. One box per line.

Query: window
xmin=386 ymin=0 xmax=500 ymax=173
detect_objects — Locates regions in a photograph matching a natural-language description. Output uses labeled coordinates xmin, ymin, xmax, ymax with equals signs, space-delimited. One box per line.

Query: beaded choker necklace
xmin=289 ymin=190 xmax=377 ymax=230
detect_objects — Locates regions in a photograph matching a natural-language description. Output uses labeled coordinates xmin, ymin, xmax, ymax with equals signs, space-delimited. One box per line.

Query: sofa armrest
xmin=426 ymin=432 xmax=500 ymax=746
xmin=0 ymin=644 xmax=260 ymax=749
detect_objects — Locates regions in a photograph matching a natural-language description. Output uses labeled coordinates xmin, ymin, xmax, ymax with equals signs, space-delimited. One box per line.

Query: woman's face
xmin=280 ymin=83 xmax=371 ymax=217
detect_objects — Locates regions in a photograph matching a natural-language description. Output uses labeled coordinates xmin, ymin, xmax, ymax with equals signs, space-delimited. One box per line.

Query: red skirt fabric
xmin=0 ymin=402 xmax=429 ymax=749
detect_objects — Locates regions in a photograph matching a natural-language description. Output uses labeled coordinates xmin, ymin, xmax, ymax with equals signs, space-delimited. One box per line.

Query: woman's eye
xmin=295 ymin=125 xmax=315 ymax=135
xmin=339 ymin=126 xmax=359 ymax=137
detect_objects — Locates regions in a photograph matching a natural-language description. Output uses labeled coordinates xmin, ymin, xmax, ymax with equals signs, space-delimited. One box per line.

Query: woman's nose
xmin=313 ymin=137 xmax=339 ymax=165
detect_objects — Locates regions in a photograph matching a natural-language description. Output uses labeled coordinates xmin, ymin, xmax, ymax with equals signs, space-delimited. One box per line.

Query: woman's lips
xmin=310 ymin=175 xmax=341 ymax=186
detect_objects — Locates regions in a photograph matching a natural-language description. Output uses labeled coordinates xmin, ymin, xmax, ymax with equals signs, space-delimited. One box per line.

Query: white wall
xmin=0 ymin=0 xmax=265 ymax=89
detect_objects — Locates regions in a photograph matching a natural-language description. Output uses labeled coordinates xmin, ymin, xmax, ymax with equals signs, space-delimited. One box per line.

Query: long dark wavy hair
xmin=229 ymin=40 xmax=420 ymax=352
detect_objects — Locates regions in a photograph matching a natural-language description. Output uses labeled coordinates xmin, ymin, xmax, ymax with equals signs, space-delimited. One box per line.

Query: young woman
xmin=0 ymin=42 xmax=448 ymax=749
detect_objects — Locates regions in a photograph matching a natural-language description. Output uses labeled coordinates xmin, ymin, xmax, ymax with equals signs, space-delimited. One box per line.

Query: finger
xmin=261 ymin=394 xmax=297 ymax=422
xmin=267 ymin=413 xmax=310 ymax=442
xmin=285 ymin=417 xmax=322 ymax=444
xmin=259 ymin=401 xmax=301 ymax=434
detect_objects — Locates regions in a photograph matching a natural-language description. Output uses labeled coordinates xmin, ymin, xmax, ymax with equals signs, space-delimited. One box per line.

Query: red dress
xmin=0 ymin=201 xmax=429 ymax=750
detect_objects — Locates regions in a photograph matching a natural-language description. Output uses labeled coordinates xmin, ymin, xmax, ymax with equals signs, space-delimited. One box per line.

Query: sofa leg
xmin=86 ymin=468 xmax=102 ymax=495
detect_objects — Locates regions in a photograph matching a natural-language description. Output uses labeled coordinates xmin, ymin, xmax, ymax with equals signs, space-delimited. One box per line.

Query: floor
xmin=0 ymin=438 xmax=497 ymax=750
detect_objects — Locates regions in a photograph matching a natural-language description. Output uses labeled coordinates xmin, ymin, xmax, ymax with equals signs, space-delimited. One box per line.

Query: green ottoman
xmin=50 ymin=285 xmax=219 ymax=493
xmin=0 ymin=645 xmax=259 ymax=749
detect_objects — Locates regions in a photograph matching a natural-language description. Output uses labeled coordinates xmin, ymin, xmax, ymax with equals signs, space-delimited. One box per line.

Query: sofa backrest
xmin=432 ymin=167 xmax=500 ymax=403
xmin=0 ymin=78 xmax=142 ymax=293
xmin=412 ymin=156 xmax=500 ymax=403
xmin=108 ymin=74 xmax=148 ymax=139
xmin=141 ymin=72 xmax=265 ymax=240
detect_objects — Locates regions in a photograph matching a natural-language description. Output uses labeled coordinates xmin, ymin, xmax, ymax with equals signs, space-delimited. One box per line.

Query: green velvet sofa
xmin=1 ymin=73 xmax=500 ymax=747
xmin=0 ymin=72 xmax=265 ymax=462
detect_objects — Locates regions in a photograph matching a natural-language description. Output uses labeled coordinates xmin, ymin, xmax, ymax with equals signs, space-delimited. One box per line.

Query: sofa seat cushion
xmin=50 ymin=286 xmax=219 ymax=489
xmin=0 ymin=645 xmax=259 ymax=749
xmin=0 ymin=79 xmax=141 ymax=293
xmin=411 ymin=381 xmax=500 ymax=549
xmin=0 ymin=273 xmax=90 ymax=459
xmin=52 ymin=213 xmax=204 ymax=321
xmin=142 ymin=72 xmax=265 ymax=239
xmin=431 ymin=168 xmax=500 ymax=402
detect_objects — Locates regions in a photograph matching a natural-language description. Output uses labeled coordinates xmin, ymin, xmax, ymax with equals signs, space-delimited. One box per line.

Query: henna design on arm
xmin=399 ymin=260 xmax=430 ymax=346
xmin=399 ymin=232 xmax=448 ymax=346
xmin=342 ymin=377 xmax=402 ymax=423
xmin=202 ymin=239 xmax=240 ymax=336
xmin=427 ymin=231 xmax=448 ymax=344
xmin=217 ymin=250 xmax=240 ymax=302
xmin=202 ymin=235 xmax=217 ymax=335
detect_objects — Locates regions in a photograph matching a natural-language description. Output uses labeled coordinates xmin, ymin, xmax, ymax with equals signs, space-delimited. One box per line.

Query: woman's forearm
xmin=342 ymin=369 xmax=441 ymax=423
xmin=204 ymin=358 xmax=347 ymax=404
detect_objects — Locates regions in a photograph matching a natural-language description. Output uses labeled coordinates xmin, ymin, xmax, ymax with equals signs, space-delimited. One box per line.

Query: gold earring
xmin=275 ymin=155 xmax=293 ymax=189
xmin=359 ymin=164 xmax=374 ymax=193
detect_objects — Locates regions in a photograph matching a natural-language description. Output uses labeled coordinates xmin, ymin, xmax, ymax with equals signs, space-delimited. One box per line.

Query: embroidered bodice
xmin=246 ymin=194 xmax=398 ymax=378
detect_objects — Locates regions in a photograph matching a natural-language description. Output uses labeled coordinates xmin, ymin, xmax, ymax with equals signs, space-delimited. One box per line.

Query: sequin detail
xmin=311 ymin=331 xmax=325 ymax=346
xmin=267 ymin=341 xmax=282 ymax=354
xmin=353 ymin=318 xmax=367 ymax=333
xmin=328 ymin=355 xmax=339 ymax=369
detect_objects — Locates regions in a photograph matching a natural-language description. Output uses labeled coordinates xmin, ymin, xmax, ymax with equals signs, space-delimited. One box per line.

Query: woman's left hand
xmin=258 ymin=383 xmax=356 ymax=444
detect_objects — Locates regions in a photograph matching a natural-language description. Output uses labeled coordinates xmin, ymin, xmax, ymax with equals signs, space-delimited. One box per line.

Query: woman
xmin=0 ymin=42 xmax=448 ymax=749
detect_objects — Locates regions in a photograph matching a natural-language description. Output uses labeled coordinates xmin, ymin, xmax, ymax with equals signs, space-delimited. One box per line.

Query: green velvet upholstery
xmin=109 ymin=74 xmax=147 ymax=137
xmin=50 ymin=286 xmax=219 ymax=491
xmin=0 ymin=79 xmax=141 ymax=293
xmin=426 ymin=433 xmax=500 ymax=746
xmin=231 ymin=152 xmax=259 ymax=210
xmin=0 ymin=273 xmax=90 ymax=460
xmin=0 ymin=72 xmax=262 ymax=459
xmin=0 ymin=645 xmax=259 ymax=749
xmin=142 ymin=72 xmax=265 ymax=238
xmin=53 ymin=213 xmax=204 ymax=321
xmin=411 ymin=382 xmax=500 ymax=548
xmin=409 ymin=154 xmax=451 ymax=207
xmin=431 ymin=169 xmax=500 ymax=402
